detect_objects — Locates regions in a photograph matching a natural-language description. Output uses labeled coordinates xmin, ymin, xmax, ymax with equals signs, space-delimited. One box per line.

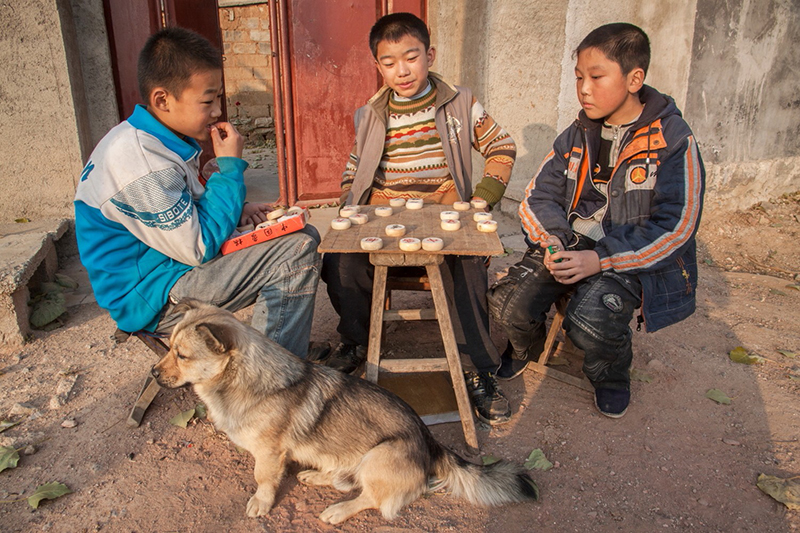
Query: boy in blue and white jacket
xmin=488 ymin=23 xmax=704 ymax=417
xmin=74 ymin=27 xmax=321 ymax=357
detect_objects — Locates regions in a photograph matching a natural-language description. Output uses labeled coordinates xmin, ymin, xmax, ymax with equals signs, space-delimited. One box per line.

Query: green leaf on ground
xmin=706 ymin=389 xmax=732 ymax=405
xmin=777 ymin=349 xmax=797 ymax=359
xmin=54 ymin=274 xmax=79 ymax=289
xmin=169 ymin=408 xmax=195 ymax=428
xmin=547 ymin=356 xmax=569 ymax=366
xmin=501 ymin=247 xmax=515 ymax=257
xmin=0 ymin=420 xmax=21 ymax=433
xmin=0 ymin=446 xmax=20 ymax=472
xmin=630 ymin=368 xmax=654 ymax=383
xmin=29 ymin=292 xmax=66 ymax=328
xmin=481 ymin=454 xmax=501 ymax=466
xmin=756 ymin=473 xmax=800 ymax=510
xmin=729 ymin=346 xmax=765 ymax=365
xmin=769 ymin=288 xmax=788 ymax=296
xmin=194 ymin=403 xmax=207 ymax=419
xmin=789 ymin=374 xmax=800 ymax=382
xmin=787 ymin=284 xmax=800 ymax=292
xmin=703 ymin=258 xmax=714 ymax=265
xmin=524 ymin=449 xmax=553 ymax=471
xmin=27 ymin=482 xmax=71 ymax=509
xmin=15 ymin=218 xmax=30 ymax=223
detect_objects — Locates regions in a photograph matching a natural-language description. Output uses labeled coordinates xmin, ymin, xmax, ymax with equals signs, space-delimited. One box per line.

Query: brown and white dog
xmin=151 ymin=299 xmax=538 ymax=524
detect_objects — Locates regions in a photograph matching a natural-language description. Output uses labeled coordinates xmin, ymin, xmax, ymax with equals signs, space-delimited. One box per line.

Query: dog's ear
xmin=195 ymin=321 xmax=235 ymax=355
xmin=171 ymin=298 xmax=209 ymax=316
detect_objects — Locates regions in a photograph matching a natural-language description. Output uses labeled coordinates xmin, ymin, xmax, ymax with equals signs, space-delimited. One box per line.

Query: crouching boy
xmin=74 ymin=27 xmax=321 ymax=357
xmin=488 ymin=23 xmax=705 ymax=417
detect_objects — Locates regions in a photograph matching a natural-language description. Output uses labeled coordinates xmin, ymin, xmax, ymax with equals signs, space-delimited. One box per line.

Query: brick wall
xmin=218 ymin=3 xmax=275 ymax=145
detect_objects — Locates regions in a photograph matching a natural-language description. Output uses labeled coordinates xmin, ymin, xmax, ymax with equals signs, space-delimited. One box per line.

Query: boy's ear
xmin=149 ymin=87 xmax=170 ymax=112
xmin=426 ymin=46 xmax=436 ymax=67
xmin=627 ymin=67 xmax=645 ymax=94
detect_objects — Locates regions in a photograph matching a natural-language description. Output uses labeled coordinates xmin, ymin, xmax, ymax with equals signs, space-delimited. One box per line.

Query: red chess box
xmin=220 ymin=210 xmax=308 ymax=255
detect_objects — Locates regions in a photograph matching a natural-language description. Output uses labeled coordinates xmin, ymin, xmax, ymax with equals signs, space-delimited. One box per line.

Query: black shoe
xmin=325 ymin=343 xmax=366 ymax=374
xmin=496 ymin=342 xmax=531 ymax=381
xmin=464 ymin=371 xmax=511 ymax=425
xmin=305 ymin=341 xmax=332 ymax=363
xmin=594 ymin=388 xmax=630 ymax=418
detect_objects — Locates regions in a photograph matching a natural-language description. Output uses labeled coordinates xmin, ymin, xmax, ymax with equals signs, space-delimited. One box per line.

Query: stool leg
xmin=366 ymin=264 xmax=388 ymax=382
xmin=426 ymin=264 xmax=479 ymax=455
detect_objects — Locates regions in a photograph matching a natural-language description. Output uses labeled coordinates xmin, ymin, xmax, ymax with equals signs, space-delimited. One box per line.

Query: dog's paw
xmin=297 ymin=469 xmax=331 ymax=487
xmin=246 ymin=495 xmax=274 ymax=517
xmin=319 ymin=503 xmax=350 ymax=525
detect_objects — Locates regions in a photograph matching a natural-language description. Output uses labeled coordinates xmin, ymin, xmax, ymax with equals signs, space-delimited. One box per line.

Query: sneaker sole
xmin=473 ymin=408 xmax=512 ymax=426
xmin=594 ymin=397 xmax=628 ymax=419
xmin=496 ymin=359 xmax=531 ymax=381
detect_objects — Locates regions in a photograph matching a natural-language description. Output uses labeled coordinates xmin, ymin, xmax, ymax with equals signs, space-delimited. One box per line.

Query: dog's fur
xmin=152 ymin=299 xmax=538 ymax=524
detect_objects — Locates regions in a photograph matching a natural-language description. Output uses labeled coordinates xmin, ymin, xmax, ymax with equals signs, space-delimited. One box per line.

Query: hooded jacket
xmin=519 ymin=85 xmax=705 ymax=332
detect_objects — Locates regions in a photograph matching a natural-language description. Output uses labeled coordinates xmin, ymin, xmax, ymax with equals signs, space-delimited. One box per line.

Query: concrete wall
xmin=685 ymin=0 xmax=800 ymax=209
xmin=0 ymin=0 xmax=92 ymax=221
xmin=429 ymin=0 xmax=798 ymax=212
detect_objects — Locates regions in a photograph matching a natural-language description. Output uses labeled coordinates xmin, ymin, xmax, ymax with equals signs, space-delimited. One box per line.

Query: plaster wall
xmin=429 ymin=0 xmax=797 ymax=212
xmin=0 ymin=0 xmax=90 ymax=221
xmin=69 ymin=0 xmax=118 ymax=148
xmin=685 ymin=0 xmax=800 ymax=209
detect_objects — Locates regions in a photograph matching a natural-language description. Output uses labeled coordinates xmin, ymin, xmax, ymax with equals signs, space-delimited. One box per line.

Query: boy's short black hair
xmin=137 ymin=27 xmax=223 ymax=102
xmin=575 ymin=23 xmax=650 ymax=76
xmin=369 ymin=12 xmax=430 ymax=58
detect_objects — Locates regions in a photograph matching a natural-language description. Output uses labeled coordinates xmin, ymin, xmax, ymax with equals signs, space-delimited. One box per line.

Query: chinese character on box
xmin=220 ymin=209 xmax=308 ymax=255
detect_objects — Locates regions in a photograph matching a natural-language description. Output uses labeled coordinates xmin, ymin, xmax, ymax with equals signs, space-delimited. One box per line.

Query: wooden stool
xmin=365 ymin=253 xmax=479 ymax=455
xmin=527 ymin=296 xmax=593 ymax=392
xmin=113 ymin=329 xmax=168 ymax=427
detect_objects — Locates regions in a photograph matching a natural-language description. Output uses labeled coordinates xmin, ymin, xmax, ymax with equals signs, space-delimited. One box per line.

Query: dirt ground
xmin=1 ymin=194 xmax=799 ymax=532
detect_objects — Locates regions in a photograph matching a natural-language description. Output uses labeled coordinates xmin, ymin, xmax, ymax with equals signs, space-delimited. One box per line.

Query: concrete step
xmin=0 ymin=219 xmax=70 ymax=346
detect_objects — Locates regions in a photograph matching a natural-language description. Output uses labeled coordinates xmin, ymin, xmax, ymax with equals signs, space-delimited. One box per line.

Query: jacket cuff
xmin=473 ymin=177 xmax=506 ymax=209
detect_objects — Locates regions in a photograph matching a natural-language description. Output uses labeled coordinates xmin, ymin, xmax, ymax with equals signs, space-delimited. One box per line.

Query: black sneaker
xmin=325 ymin=343 xmax=366 ymax=374
xmin=305 ymin=341 xmax=332 ymax=363
xmin=594 ymin=388 xmax=630 ymax=418
xmin=496 ymin=342 xmax=531 ymax=381
xmin=464 ymin=371 xmax=511 ymax=425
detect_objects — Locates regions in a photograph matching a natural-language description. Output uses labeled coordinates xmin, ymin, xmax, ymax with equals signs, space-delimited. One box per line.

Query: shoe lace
xmin=468 ymin=372 xmax=501 ymax=400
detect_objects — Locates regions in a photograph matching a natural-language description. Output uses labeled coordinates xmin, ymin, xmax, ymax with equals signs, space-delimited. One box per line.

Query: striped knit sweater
xmin=341 ymin=82 xmax=516 ymax=206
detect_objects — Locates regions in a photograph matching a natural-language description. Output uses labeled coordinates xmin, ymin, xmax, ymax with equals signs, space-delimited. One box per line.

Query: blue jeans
xmin=157 ymin=226 xmax=321 ymax=358
xmin=487 ymin=241 xmax=641 ymax=390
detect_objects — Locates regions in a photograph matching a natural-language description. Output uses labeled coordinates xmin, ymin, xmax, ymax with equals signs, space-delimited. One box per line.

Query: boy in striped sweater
xmin=321 ymin=12 xmax=517 ymax=425
xmin=487 ymin=23 xmax=705 ymax=418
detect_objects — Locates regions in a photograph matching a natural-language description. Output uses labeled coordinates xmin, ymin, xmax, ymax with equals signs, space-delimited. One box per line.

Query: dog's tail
xmin=430 ymin=447 xmax=539 ymax=506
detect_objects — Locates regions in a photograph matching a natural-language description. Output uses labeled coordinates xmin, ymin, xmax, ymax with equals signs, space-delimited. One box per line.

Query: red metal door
xmin=270 ymin=0 xmax=427 ymax=206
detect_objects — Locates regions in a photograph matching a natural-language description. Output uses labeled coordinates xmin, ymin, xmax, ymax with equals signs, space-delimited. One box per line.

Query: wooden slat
xmin=379 ymin=358 xmax=450 ymax=373
xmin=383 ymin=308 xmax=437 ymax=321
xmin=318 ymin=204 xmax=504 ymax=256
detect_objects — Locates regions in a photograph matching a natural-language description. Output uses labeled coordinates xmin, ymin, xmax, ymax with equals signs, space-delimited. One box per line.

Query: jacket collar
xmin=126 ymin=104 xmax=201 ymax=162
xmin=576 ymin=85 xmax=679 ymax=132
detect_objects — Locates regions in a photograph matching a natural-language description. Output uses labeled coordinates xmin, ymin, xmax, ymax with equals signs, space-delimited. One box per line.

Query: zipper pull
xmin=636 ymin=313 xmax=644 ymax=332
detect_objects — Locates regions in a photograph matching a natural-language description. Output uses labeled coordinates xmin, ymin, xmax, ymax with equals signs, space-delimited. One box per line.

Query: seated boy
xmin=321 ymin=13 xmax=517 ymax=425
xmin=74 ymin=27 xmax=322 ymax=357
xmin=487 ymin=23 xmax=704 ymax=418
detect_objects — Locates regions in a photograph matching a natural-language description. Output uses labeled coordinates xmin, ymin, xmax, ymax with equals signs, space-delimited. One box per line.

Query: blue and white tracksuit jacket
xmin=74 ymin=105 xmax=248 ymax=333
xmin=519 ymin=86 xmax=705 ymax=332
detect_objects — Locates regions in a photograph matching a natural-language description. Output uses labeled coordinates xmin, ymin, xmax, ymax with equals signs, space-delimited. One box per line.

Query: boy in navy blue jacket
xmin=488 ymin=23 xmax=704 ymax=417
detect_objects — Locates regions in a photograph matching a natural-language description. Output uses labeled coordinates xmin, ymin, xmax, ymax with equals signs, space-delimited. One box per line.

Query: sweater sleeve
xmin=469 ymin=98 xmax=516 ymax=208
xmin=101 ymin=155 xmax=247 ymax=266
xmin=594 ymin=135 xmax=704 ymax=273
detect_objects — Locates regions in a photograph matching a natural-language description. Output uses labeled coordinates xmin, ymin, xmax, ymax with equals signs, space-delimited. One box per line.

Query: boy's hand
xmin=541 ymin=236 xmax=564 ymax=268
xmin=210 ymin=122 xmax=244 ymax=159
xmin=547 ymin=249 xmax=602 ymax=284
xmin=240 ymin=202 xmax=272 ymax=226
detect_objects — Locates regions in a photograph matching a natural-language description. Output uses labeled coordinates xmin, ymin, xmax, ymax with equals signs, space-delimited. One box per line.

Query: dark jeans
xmin=321 ymin=252 xmax=500 ymax=373
xmin=487 ymin=240 xmax=641 ymax=390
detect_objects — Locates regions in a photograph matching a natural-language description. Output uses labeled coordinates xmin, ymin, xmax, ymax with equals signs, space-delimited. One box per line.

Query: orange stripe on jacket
xmin=599 ymin=137 xmax=701 ymax=271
